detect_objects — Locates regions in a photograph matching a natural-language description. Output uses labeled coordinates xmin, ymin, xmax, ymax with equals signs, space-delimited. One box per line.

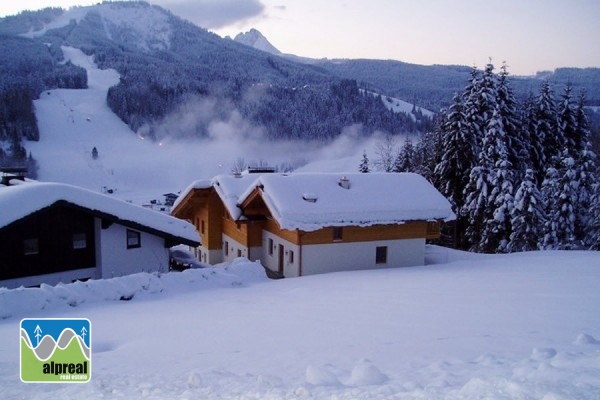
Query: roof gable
xmin=0 ymin=182 xmax=199 ymax=246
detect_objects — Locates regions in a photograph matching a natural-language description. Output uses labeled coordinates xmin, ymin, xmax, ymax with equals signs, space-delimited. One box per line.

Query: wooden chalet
xmin=172 ymin=172 xmax=454 ymax=277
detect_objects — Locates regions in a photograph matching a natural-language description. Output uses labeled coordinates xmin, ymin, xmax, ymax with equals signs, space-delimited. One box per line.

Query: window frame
xmin=332 ymin=227 xmax=343 ymax=241
xmin=375 ymin=246 xmax=388 ymax=264
xmin=126 ymin=229 xmax=141 ymax=249
xmin=23 ymin=238 xmax=40 ymax=256
xmin=72 ymin=233 xmax=87 ymax=250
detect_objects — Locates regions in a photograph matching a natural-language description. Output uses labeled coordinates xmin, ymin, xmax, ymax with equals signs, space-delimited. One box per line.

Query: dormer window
xmin=302 ymin=193 xmax=318 ymax=203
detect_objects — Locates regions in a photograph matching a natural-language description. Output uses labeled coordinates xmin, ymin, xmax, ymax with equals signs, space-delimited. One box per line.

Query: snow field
xmin=1 ymin=247 xmax=599 ymax=399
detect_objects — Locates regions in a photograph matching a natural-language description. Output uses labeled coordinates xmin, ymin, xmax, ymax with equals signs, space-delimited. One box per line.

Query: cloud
xmin=153 ymin=0 xmax=265 ymax=29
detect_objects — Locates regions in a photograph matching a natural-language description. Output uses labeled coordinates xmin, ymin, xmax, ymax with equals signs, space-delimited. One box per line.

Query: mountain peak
xmin=234 ymin=28 xmax=281 ymax=55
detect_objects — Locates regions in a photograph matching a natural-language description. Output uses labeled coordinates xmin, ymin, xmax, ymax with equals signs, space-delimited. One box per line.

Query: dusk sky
xmin=1 ymin=0 xmax=599 ymax=76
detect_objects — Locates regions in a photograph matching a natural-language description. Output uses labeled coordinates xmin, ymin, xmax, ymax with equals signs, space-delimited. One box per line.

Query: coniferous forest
xmin=376 ymin=63 xmax=600 ymax=252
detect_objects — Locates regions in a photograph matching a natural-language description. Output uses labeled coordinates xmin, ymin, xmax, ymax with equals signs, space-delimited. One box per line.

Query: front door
xmin=278 ymin=244 xmax=284 ymax=275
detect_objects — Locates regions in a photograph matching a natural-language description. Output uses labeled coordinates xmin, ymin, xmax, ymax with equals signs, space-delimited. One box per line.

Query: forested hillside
xmin=317 ymin=59 xmax=600 ymax=112
xmin=1 ymin=1 xmax=599 ymax=181
xmin=0 ymin=34 xmax=86 ymax=174
xmin=0 ymin=2 xmax=427 ymax=146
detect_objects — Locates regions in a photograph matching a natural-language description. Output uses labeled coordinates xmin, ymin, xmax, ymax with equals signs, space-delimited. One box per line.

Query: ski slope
xmin=25 ymin=47 xmax=382 ymax=205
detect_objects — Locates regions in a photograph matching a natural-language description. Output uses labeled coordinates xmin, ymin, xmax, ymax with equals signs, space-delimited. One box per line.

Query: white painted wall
xmin=261 ymin=231 xmax=300 ymax=277
xmin=260 ymin=234 xmax=425 ymax=278
xmin=301 ymin=238 xmax=425 ymax=276
xmin=98 ymin=222 xmax=168 ymax=278
xmin=222 ymin=234 xmax=249 ymax=263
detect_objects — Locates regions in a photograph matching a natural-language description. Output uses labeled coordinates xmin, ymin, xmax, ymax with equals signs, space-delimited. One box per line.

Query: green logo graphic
xmin=20 ymin=318 xmax=91 ymax=383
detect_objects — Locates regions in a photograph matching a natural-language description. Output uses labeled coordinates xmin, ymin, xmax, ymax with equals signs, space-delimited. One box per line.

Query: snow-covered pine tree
xmin=432 ymin=94 xmax=475 ymax=249
xmin=543 ymin=150 xmax=580 ymax=249
xmin=463 ymin=63 xmax=497 ymax=153
xmin=508 ymin=169 xmax=545 ymax=252
xmin=462 ymin=165 xmax=490 ymax=252
xmin=587 ymin=186 xmax=600 ymax=250
xmin=540 ymin=166 xmax=560 ymax=249
xmin=433 ymin=94 xmax=474 ymax=210
xmin=497 ymin=62 xmax=528 ymax=180
xmin=573 ymin=92 xmax=598 ymax=244
xmin=393 ymin=137 xmax=415 ymax=172
xmin=359 ymin=150 xmax=370 ymax=173
xmin=477 ymin=106 xmax=515 ymax=253
xmin=536 ymin=80 xmax=559 ymax=183
xmin=522 ymin=92 xmax=544 ymax=184
xmin=557 ymin=85 xmax=582 ymax=158
xmin=413 ymin=127 xmax=442 ymax=181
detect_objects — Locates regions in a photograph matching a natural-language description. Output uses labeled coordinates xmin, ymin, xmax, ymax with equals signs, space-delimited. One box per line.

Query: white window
xmin=73 ymin=233 xmax=87 ymax=249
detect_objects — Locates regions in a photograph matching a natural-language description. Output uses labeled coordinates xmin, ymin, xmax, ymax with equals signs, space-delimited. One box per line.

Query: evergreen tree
xmin=463 ymin=63 xmax=497 ymax=154
xmin=433 ymin=94 xmax=473 ymax=208
xmin=587 ymin=186 xmax=600 ymax=250
xmin=497 ymin=62 xmax=528 ymax=179
xmin=359 ymin=150 xmax=370 ymax=173
xmin=414 ymin=126 xmax=443 ymax=182
xmin=522 ymin=92 xmax=544 ymax=182
xmin=476 ymin=106 xmax=515 ymax=253
xmin=543 ymin=151 xmax=579 ymax=249
xmin=393 ymin=137 xmax=415 ymax=172
xmin=432 ymin=94 xmax=475 ymax=249
xmin=573 ymin=92 xmax=598 ymax=244
xmin=463 ymin=165 xmax=491 ymax=252
xmin=540 ymin=166 xmax=561 ymax=249
xmin=557 ymin=85 xmax=582 ymax=157
xmin=508 ymin=169 xmax=545 ymax=252
xmin=536 ymin=80 xmax=559 ymax=181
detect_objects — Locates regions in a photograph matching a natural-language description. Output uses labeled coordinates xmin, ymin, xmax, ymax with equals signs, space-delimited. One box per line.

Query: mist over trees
xmin=365 ymin=62 xmax=599 ymax=252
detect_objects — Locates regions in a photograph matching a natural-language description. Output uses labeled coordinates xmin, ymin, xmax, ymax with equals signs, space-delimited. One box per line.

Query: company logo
xmin=20 ymin=318 xmax=91 ymax=383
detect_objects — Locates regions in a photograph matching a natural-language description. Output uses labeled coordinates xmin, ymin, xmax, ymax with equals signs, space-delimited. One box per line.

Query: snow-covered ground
xmin=1 ymin=247 xmax=599 ymax=399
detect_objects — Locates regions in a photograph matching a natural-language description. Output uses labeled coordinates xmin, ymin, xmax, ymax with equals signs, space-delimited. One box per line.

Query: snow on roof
xmin=213 ymin=174 xmax=260 ymax=220
xmin=173 ymin=174 xmax=259 ymax=220
xmin=239 ymin=172 xmax=455 ymax=231
xmin=172 ymin=179 xmax=212 ymax=210
xmin=0 ymin=182 xmax=199 ymax=245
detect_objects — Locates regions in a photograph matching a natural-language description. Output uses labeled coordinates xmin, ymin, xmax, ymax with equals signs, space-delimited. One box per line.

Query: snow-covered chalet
xmin=0 ymin=177 xmax=199 ymax=289
xmin=171 ymin=172 xmax=454 ymax=277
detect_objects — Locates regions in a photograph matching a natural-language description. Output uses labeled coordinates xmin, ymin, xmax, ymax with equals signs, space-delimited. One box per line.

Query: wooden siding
xmin=0 ymin=205 xmax=96 ymax=281
xmin=223 ymin=218 xmax=247 ymax=245
xmin=203 ymin=192 xmax=224 ymax=250
xmin=262 ymin=218 xmax=433 ymax=246
xmin=425 ymin=220 xmax=442 ymax=240
xmin=264 ymin=218 xmax=301 ymax=244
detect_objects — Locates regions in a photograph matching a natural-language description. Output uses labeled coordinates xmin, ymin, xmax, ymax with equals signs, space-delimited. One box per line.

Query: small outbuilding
xmin=0 ymin=181 xmax=199 ymax=289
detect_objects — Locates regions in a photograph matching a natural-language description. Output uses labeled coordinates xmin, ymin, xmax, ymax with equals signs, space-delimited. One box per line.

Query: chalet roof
xmin=173 ymin=174 xmax=258 ymax=220
xmin=0 ymin=181 xmax=199 ymax=246
xmin=238 ymin=172 xmax=455 ymax=231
